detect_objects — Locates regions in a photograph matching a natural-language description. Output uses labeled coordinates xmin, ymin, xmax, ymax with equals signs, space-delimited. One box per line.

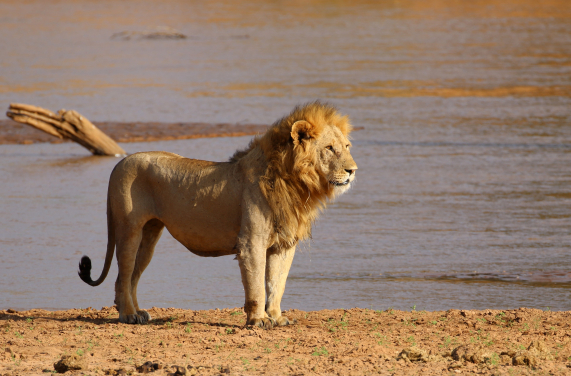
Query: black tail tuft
xmin=78 ymin=256 xmax=94 ymax=285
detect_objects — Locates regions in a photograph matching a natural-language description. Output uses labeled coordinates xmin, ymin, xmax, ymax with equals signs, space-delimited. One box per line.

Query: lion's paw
xmin=247 ymin=317 xmax=276 ymax=330
xmin=137 ymin=310 xmax=152 ymax=322
xmin=274 ymin=316 xmax=297 ymax=326
xmin=119 ymin=312 xmax=150 ymax=324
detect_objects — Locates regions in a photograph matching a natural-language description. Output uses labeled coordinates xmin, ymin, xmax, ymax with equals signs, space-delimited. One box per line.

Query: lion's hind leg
xmin=114 ymin=223 xmax=147 ymax=325
xmin=130 ymin=218 xmax=164 ymax=323
xmin=265 ymin=245 xmax=297 ymax=326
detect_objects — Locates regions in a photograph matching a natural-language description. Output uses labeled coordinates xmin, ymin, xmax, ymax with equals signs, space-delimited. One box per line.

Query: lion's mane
xmin=230 ymin=101 xmax=352 ymax=249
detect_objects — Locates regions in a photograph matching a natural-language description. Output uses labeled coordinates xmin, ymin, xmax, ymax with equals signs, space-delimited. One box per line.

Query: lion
xmin=78 ymin=101 xmax=358 ymax=328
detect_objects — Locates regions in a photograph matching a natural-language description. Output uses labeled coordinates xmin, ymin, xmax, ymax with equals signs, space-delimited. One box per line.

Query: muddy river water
xmin=1 ymin=0 xmax=570 ymax=311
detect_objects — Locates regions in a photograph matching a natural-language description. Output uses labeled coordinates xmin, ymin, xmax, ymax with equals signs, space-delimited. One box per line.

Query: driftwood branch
xmin=6 ymin=103 xmax=126 ymax=156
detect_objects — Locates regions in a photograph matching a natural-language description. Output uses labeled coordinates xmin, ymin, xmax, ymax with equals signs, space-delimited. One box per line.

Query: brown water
xmin=1 ymin=0 xmax=570 ymax=311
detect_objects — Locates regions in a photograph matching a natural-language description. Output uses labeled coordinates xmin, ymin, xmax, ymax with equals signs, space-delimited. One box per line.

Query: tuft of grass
xmin=185 ymin=323 xmax=193 ymax=333
xmin=312 ymin=346 xmax=329 ymax=356
xmin=487 ymin=352 xmax=500 ymax=365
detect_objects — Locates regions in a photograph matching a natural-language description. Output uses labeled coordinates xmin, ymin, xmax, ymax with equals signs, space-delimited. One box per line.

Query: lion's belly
xmin=149 ymin=160 xmax=243 ymax=255
xmin=163 ymin=209 xmax=241 ymax=255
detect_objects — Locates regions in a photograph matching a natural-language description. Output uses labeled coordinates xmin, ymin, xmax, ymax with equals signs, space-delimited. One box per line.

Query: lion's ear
xmin=291 ymin=120 xmax=315 ymax=146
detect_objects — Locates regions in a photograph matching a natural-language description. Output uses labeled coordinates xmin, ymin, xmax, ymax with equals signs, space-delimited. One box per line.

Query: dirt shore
xmin=1 ymin=306 xmax=570 ymax=376
xmin=0 ymin=119 xmax=269 ymax=145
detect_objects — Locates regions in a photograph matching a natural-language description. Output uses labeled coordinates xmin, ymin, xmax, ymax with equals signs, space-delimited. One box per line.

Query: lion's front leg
xmin=237 ymin=245 xmax=275 ymax=329
xmin=265 ymin=245 xmax=296 ymax=326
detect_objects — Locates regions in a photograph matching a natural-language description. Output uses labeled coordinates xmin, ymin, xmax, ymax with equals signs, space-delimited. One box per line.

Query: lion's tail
xmin=78 ymin=193 xmax=115 ymax=286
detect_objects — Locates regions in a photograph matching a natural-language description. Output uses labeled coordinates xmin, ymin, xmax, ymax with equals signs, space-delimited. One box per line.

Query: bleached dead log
xmin=6 ymin=103 xmax=126 ymax=156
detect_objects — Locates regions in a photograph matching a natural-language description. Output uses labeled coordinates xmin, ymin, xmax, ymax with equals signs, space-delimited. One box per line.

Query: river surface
xmin=1 ymin=0 xmax=570 ymax=312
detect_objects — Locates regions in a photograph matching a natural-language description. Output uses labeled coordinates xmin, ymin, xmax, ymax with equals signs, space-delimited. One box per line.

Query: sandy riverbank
xmin=0 ymin=119 xmax=269 ymax=145
xmin=1 ymin=306 xmax=570 ymax=375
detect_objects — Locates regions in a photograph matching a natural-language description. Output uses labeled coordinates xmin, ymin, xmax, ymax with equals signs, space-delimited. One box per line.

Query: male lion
xmin=78 ymin=102 xmax=358 ymax=328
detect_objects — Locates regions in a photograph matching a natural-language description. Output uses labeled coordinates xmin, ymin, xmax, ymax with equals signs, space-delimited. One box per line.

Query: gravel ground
xmin=1 ymin=306 xmax=570 ymax=375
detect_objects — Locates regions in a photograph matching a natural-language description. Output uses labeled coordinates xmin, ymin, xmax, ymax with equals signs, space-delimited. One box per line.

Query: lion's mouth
xmin=330 ymin=179 xmax=351 ymax=186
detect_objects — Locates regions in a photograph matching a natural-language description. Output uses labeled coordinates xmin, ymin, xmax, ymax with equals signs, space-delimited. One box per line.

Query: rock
xmin=513 ymin=352 xmax=538 ymax=367
xmin=136 ymin=361 xmax=156 ymax=373
xmin=501 ymin=350 xmax=516 ymax=358
xmin=527 ymin=340 xmax=552 ymax=360
xmin=221 ymin=365 xmax=231 ymax=373
xmin=167 ymin=365 xmax=187 ymax=375
xmin=397 ymin=347 xmax=429 ymax=362
xmin=105 ymin=369 xmax=127 ymax=376
xmin=451 ymin=345 xmax=493 ymax=364
xmin=53 ymin=354 xmax=88 ymax=373
xmin=510 ymin=340 xmax=551 ymax=368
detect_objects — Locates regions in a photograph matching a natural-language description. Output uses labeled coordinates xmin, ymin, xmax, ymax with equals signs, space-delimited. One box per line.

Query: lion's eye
xmin=326 ymin=145 xmax=334 ymax=152
xmin=346 ymin=144 xmax=350 ymax=149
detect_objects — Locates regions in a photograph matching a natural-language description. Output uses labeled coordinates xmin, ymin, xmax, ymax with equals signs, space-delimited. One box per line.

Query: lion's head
xmin=231 ymin=101 xmax=358 ymax=248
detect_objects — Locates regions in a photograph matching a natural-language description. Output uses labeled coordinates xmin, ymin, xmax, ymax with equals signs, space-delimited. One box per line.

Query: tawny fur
xmin=79 ymin=101 xmax=358 ymax=328
xmin=231 ymin=102 xmax=353 ymax=248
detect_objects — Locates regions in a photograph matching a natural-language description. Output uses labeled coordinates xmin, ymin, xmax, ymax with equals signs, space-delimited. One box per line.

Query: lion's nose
xmin=345 ymin=169 xmax=356 ymax=175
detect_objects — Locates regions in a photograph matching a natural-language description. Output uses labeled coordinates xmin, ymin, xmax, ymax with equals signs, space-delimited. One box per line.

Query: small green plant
xmin=482 ymin=334 xmax=494 ymax=347
xmin=312 ymin=346 xmax=329 ymax=356
xmin=411 ymin=305 xmax=416 ymax=312
xmin=165 ymin=321 xmax=173 ymax=328
xmin=487 ymin=352 xmax=500 ymax=365
xmin=76 ymin=348 xmax=84 ymax=357
xmin=11 ymin=353 xmax=21 ymax=366
xmin=185 ymin=323 xmax=193 ymax=333
xmin=231 ymin=311 xmax=243 ymax=316
xmin=14 ymin=331 xmax=23 ymax=339
xmin=545 ymin=307 xmax=551 ymax=312
xmin=494 ymin=312 xmax=506 ymax=324
xmin=440 ymin=336 xmax=453 ymax=349
xmin=377 ymin=336 xmax=387 ymax=346
xmin=86 ymin=340 xmax=94 ymax=352
xmin=406 ymin=335 xmax=416 ymax=346
xmin=225 ymin=328 xmax=233 ymax=335
xmin=429 ymin=320 xmax=438 ymax=325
